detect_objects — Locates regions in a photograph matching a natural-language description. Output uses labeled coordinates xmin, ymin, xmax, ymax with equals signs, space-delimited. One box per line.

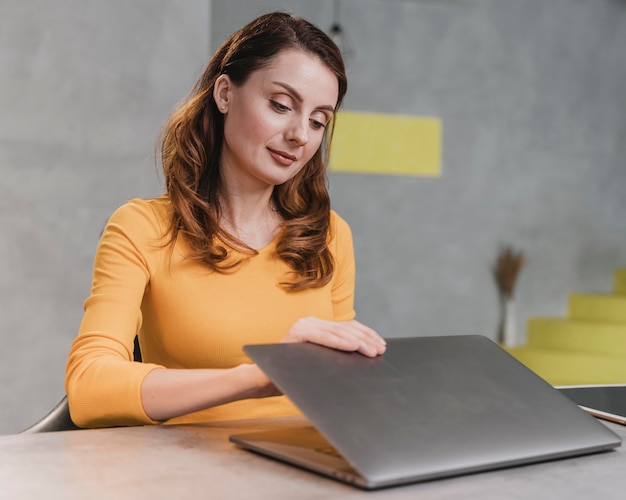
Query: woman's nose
xmin=285 ymin=118 xmax=308 ymax=146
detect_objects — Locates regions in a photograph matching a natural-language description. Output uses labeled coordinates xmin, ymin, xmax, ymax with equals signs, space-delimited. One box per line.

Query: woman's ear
xmin=213 ymin=74 xmax=231 ymax=113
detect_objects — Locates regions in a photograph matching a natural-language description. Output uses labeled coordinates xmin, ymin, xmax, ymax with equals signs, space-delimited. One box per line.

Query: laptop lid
xmin=231 ymin=335 xmax=621 ymax=489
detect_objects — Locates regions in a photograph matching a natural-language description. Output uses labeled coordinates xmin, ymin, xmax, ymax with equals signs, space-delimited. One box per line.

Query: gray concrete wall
xmin=1 ymin=0 xmax=625 ymax=434
xmin=0 ymin=0 xmax=210 ymax=434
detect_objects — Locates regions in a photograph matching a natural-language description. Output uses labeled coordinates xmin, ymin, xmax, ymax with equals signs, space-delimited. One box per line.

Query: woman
xmin=65 ymin=11 xmax=385 ymax=428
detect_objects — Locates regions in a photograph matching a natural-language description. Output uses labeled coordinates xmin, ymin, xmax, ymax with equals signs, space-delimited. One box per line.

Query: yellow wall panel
xmin=329 ymin=111 xmax=442 ymax=176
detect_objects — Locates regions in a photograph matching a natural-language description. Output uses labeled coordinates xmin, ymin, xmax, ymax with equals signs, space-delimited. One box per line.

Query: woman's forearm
xmin=140 ymin=364 xmax=278 ymax=421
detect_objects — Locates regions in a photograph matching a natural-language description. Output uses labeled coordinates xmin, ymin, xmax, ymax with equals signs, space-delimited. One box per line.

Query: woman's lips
xmin=268 ymin=148 xmax=297 ymax=166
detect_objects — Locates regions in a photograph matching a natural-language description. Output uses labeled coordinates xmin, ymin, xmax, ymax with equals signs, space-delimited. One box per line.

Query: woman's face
xmin=215 ymin=49 xmax=339 ymax=191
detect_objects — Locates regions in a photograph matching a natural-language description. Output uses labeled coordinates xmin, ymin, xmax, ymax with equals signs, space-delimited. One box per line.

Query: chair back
xmin=20 ymin=336 xmax=142 ymax=432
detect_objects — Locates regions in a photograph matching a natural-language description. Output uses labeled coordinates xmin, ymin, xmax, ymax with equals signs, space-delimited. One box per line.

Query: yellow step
xmin=505 ymin=346 xmax=626 ymax=386
xmin=615 ymin=269 xmax=626 ymax=295
xmin=568 ymin=293 xmax=626 ymax=322
xmin=527 ymin=317 xmax=626 ymax=357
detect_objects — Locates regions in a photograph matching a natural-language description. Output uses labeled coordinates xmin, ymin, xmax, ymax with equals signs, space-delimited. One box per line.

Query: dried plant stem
xmin=493 ymin=245 xmax=525 ymax=299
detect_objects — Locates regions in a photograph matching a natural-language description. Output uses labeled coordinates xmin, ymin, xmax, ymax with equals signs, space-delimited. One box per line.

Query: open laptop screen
xmin=558 ymin=384 xmax=626 ymax=425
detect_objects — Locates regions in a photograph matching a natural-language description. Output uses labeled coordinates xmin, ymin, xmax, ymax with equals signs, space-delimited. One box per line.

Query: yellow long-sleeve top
xmin=65 ymin=196 xmax=356 ymax=428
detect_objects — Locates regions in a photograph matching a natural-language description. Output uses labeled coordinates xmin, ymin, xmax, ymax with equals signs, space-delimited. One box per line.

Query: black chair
xmin=20 ymin=336 xmax=142 ymax=433
xmin=20 ymin=395 xmax=80 ymax=433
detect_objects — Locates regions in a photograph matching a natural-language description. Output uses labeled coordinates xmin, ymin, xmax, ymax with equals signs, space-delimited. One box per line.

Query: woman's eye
xmin=271 ymin=100 xmax=290 ymax=112
xmin=309 ymin=119 xmax=326 ymax=130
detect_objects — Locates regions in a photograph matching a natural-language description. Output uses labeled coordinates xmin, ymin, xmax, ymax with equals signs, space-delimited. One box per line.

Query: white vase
xmin=498 ymin=297 xmax=517 ymax=347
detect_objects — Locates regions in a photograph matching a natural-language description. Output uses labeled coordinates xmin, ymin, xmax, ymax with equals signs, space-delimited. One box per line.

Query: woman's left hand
xmin=281 ymin=317 xmax=386 ymax=357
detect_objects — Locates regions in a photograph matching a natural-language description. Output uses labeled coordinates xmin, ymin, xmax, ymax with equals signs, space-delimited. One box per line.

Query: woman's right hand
xmin=281 ymin=316 xmax=386 ymax=357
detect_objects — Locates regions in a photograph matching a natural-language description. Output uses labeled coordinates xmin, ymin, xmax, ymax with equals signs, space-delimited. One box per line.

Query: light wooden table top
xmin=2 ymin=415 xmax=626 ymax=499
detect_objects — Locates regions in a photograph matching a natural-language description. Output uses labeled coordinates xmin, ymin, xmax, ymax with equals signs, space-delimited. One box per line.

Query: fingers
xmin=283 ymin=317 xmax=386 ymax=357
xmin=329 ymin=320 xmax=385 ymax=357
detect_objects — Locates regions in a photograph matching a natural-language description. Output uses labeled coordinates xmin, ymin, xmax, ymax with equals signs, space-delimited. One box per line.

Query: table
xmin=1 ymin=416 xmax=626 ymax=499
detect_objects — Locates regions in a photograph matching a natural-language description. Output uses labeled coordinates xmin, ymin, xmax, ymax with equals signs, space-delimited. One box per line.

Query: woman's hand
xmin=139 ymin=319 xmax=383 ymax=421
xmin=281 ymin=317 xmax=386 ymax=357
xmin=245 ymin=363 xmax=283 ymax=398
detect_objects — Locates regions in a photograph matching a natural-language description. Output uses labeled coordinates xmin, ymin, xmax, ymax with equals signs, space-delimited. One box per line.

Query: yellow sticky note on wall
xmin=329 ymin=111 xmax=442 ymax=176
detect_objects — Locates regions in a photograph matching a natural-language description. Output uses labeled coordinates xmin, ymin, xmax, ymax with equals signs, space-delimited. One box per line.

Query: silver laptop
xmin=229 ymin=335 xmax=621 ymax=489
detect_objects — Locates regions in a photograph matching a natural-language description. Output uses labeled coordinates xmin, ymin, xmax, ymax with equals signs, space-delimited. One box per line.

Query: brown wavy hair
xmin=159 ymin=12 xmax=348 ymax=290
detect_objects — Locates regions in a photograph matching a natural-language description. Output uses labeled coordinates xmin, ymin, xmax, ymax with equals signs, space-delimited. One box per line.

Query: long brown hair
xmin=159 ymin=12 xmax=348 ymax=290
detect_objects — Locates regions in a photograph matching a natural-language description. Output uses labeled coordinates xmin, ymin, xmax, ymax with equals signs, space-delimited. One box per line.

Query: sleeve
xmin=329 ymin=211 xmax=357 ymax=322
xmin=65 ymin=199 xmax=165 ymax=428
